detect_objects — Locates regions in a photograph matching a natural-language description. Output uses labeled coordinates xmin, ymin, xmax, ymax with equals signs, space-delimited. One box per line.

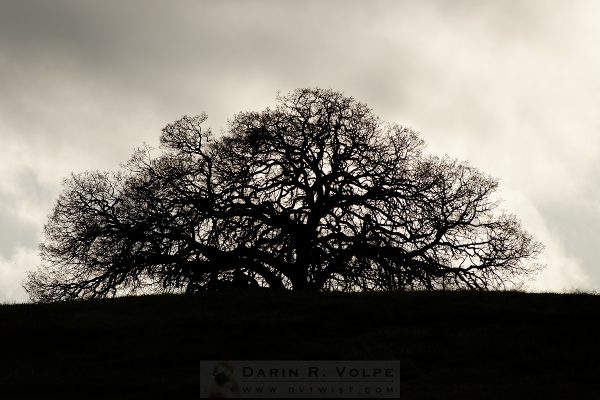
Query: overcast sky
xmin=1 ymin=0 xmax=599 ymax=301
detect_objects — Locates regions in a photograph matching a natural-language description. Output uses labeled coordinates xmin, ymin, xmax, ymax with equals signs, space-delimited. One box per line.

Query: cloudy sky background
xmin=1 ymin=0 xmax=598 ymax=301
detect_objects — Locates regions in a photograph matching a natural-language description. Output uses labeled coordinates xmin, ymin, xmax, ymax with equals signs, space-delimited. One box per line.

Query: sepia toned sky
xmin=1 ymin=0 xmax=599 ymax=301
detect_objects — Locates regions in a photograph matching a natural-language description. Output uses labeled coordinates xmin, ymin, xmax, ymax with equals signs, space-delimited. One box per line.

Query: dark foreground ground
xmin=2 ymin=290 xmax=600 ymax=399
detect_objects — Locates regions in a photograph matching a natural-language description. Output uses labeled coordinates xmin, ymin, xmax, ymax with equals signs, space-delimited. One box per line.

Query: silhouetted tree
xmin=24 ymin=88 xmax=543 ymax=301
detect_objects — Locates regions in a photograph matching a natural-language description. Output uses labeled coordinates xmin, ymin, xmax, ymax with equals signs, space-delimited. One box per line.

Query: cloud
xmin=500 ymin=188 xmax=591 ymax=292
xmin=0 ymin=247 xmax=38 ymax=303
xmin=0 ymin=0 xmax=599 ymax=299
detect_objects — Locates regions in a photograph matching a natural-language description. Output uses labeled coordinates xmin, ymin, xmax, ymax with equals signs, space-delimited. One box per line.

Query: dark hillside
xmin=2 ymin=291 xmax=600 ymax=399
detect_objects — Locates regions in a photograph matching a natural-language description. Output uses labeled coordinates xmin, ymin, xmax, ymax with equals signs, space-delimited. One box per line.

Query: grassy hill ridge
xmin=2 ymin=290 xmax=599 ymax=398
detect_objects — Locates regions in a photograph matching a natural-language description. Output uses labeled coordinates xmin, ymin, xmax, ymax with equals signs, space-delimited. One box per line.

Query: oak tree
xmin=24 ymin=88 xmax=542 ymax=301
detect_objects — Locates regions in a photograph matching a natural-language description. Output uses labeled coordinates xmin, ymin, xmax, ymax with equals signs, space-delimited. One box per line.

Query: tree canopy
xmin=24 ymin=88 xmax=543 ymax=301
